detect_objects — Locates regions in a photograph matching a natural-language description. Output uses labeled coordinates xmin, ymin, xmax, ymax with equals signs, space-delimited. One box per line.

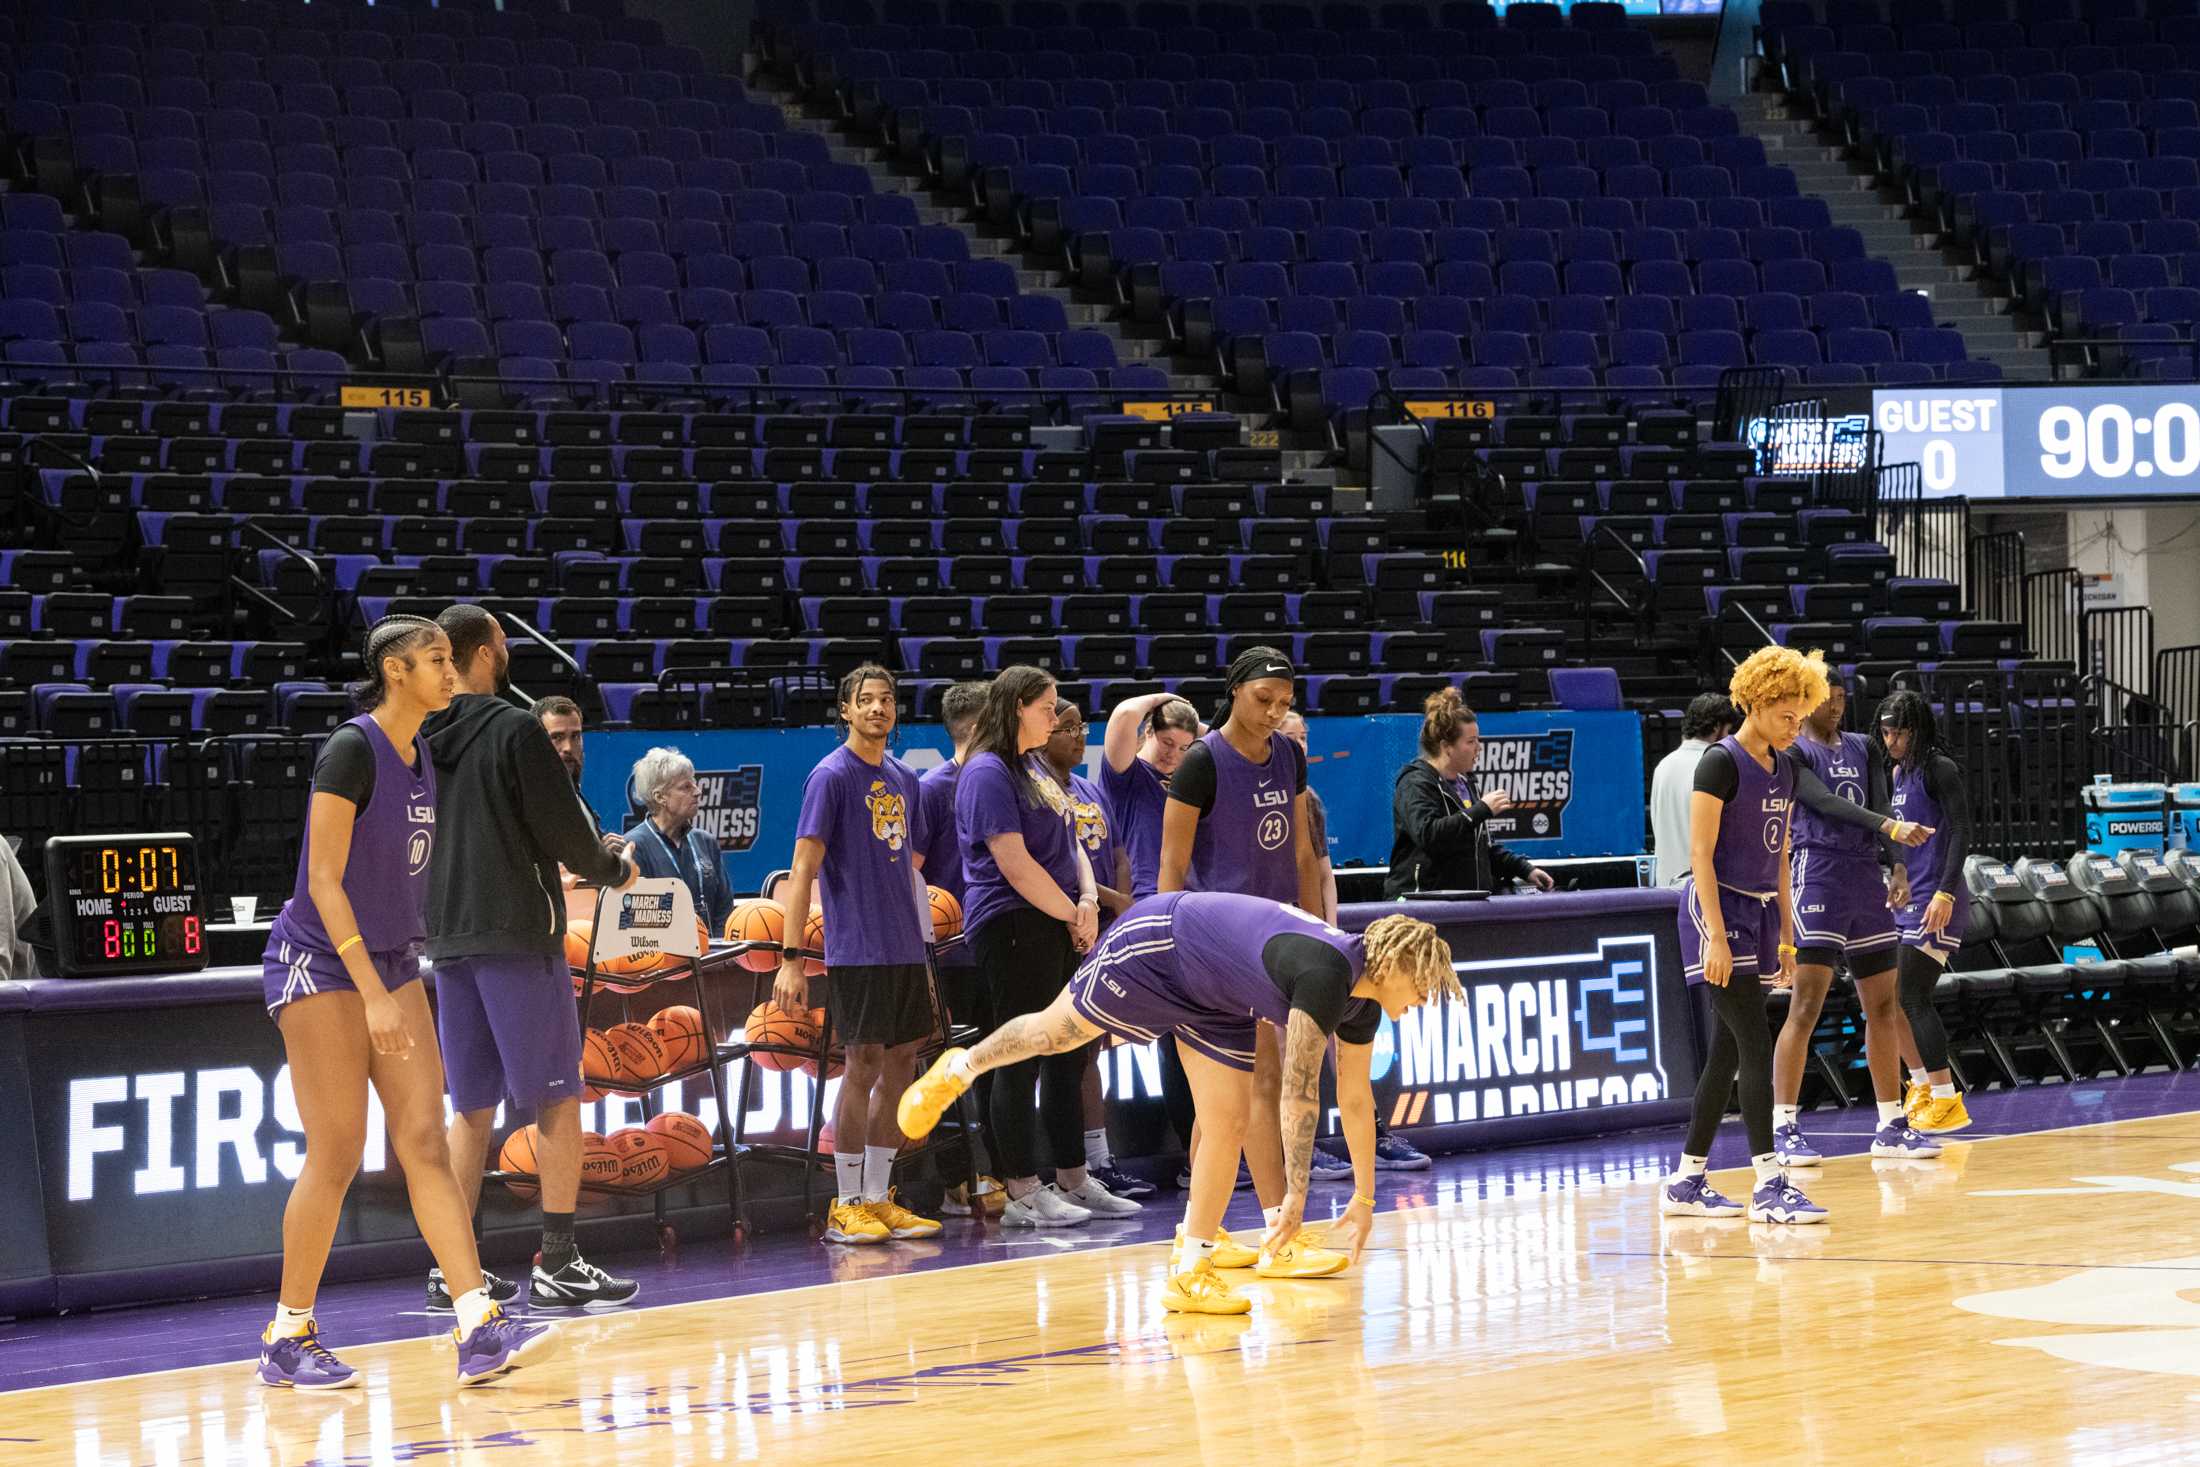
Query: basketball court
xmin=9 ymin=1073 xmax=2198 ymax=1467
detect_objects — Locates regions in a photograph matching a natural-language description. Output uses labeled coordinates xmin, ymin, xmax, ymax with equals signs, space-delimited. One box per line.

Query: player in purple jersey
xmin=1661 ymin=648 xmax=1927 ymax=1227
xmin=1770 ymin=677 xmax=1945 ymax=1165
xmin=1879 ymin=690 xmax=1977 ymax=1134
xmin=258 ymin=616 xmax=555 ymax=1391
xmin=899 ymin=894 xmax=1462 ymax=1315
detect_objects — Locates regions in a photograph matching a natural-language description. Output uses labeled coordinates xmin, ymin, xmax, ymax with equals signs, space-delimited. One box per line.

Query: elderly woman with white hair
xmin=620 ymin=747 xmax=734 ymax=935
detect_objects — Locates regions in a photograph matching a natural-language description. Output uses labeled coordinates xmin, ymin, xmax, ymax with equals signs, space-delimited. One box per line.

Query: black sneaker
xmin=529 ymin=1256 xmax=640 ymax=1310
xmin=1089 ymin=1163 xmax=1156 ymax=1199
xmin=1374 ymin=1133 xmax=1432 ymax=1171
xmin=426 ymin=1268 xmax=523 ymax=1312
xmin=1310 ymin=1143 xmax=1354 ymax=1181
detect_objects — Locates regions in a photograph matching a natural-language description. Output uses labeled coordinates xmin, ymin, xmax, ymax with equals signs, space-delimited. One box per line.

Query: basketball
xmin=726 ymin=897 xmax=787 ymax=973
xmin=650 ymin=1004 xmax=707 ymax=1070
xmin=563 ymin=918 xmax=594 ymax=971
xmin=606 ymin=1021 xmax=669 ymax=1081
xmin=498 ymin=1124 xmax=539 ymax=1199
xmin=799 ymin=1006 xmax=845 ymax=1079
xmin=928 ymin=884 xmax=963 ymax=940
xmin=744 ymin=1001 xmax=817 ymax=1070
xmin=580 ymin=1131 xmax=621 ymax=1190
xmin=646 ymin=1111 xmax=716 ymax=1171
xmin=582 ymin=1026 xmax=621 ymax=1091
xmin=802 ymin=907 xmax=827 ymax=976
xmin=595 ymin=943 xmax=665 ymax=982
xmin=609 ymin=1127 xmax=671 ymax=1189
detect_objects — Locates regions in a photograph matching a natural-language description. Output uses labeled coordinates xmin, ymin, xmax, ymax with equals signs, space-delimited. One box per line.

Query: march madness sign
xmin=692 ymin=766 xmax=765 ymax=852
xmin=1477 ymin=730 xmax=1575 ymax=841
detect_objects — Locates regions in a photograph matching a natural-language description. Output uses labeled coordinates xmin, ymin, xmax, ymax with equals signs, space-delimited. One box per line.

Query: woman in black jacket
xmin=1384 ymin=688 xmax=1556 ymax=898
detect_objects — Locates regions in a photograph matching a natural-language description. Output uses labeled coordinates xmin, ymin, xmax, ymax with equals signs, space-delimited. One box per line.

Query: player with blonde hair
xmin=900 ymin=894 xmax=1462 ymax=1316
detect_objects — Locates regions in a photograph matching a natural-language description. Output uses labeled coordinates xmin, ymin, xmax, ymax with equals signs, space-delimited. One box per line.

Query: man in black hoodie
xmin=1382 ymin=688 xmax=1555 ymax=898
xmin=427 ymin=606 xmax=641 ymax=1311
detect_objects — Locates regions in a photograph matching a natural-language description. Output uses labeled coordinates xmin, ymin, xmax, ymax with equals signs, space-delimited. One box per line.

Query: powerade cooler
xmin=2081 ymin=779 xmax=2167 ymax=857
xmin=2172 ymin=784 xmax=2200 ymax=853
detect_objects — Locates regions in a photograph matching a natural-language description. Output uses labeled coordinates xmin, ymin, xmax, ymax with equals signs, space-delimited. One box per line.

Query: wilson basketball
xmin=607 ymin=1021 xmax=668 ymax=1081
xmin=726 ymin=898 xmax=787 ymax=973
xmin=609 ymin=1128 xmax=671 ymax=1188
xmin=580 ymin=1132 xmax=621 ymax=1190
xmin=582 ymin=1026 xmax=621 ymax=1085
xmin=498 ymin=1125 xmax=540 ymax=1199
xmin=802 ymin=907 xmax=827 ymax=976
xmin=595 ymin=943 xmax=665 ymax=983
xmin=744 ymin=1001 xmax=816 ymax=1071
xmin=799 ymin=1007 xmax=844 ymax=1079
xmin=563 ymin=918 xmax=594 ymax=971
xmin=928 ymin=885 xmax=963 ymax=941
xmin=650 ymin=1004 xmax=707 ymax=1070
xmin=646 ymin=1111 xmax=716 ymax=1171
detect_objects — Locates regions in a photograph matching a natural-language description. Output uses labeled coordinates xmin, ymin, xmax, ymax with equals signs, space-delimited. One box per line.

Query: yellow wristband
xmin=1352 ymin=1192 xmax=1376 ymax=1209
xmin=1778 ymin=943 xmax=1798 ymax=955
xmin=336 ymin=935 xmax=364 ymax=957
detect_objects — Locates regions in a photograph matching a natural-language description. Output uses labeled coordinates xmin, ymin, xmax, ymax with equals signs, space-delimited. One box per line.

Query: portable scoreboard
xmin=41 ymin=833 xmax=211 ymax=979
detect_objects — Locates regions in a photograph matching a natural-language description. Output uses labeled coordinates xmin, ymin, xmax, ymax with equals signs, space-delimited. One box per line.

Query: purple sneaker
xmin=257 ymin=1325 xmax=358 ymax=1391
xmin=1772 ymin=1122 xmax=1822 ymax=1168
xmin=1870 ymin=1121 xmax=1944 ymax=1158
xmin=1659 ymin=1174 xmax=1744 ymax=1218
xmin=455 ymin=1308 xmax=560 ymax=1386
xmin=1748 ymin=1172 xmax=1830 ymax=1225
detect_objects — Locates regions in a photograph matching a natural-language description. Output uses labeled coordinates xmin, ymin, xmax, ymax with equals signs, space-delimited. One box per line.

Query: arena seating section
xmin=1762 ymin=0 xmax=2200 ymax=377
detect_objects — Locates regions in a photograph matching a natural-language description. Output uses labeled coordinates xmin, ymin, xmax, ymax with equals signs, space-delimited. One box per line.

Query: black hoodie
xmin=423 ymin=692 xmax=627 ymax=960
xmin=1383 ymin=758 xmax=1536 ymax=898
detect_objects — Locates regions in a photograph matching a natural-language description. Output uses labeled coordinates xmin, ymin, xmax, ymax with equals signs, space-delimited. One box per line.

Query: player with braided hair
xmin=899 ymin=892 xmax=1462 ymax=1316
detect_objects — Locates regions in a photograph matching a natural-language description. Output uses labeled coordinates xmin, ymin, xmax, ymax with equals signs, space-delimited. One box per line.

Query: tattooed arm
xmin=1264 ymin=1007 xmax=1328 ymax=1254
xmin=964 ymin=996 xmax=1104 ymax=1074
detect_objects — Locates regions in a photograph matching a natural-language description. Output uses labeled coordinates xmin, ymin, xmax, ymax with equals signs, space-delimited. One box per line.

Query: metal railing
xmin=1967 ymin=529 xmax=2027 ymax=628
xmin=2022 ymin=566 xmax=2085 ymax=667
xmin=1576 ymin=521 xmax=1652 ymax=654
xmin=2084 ymin=605 xmax=2156 ymax=725
xmin=1875 ymin=460 xmax=1969 ymax=586
xmin=2044 ymin=335 xmax=2200 ymax=383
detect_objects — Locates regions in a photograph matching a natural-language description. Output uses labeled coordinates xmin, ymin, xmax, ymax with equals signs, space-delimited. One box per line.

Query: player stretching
xmin=1771 ymin=675 xmax=1944 ymax=1165
xmin=1661 ymin=647 xmax=1928 ymax=1226
xmin=258 ymin=616 xmax=554 ymax=1389
xmin=900 ymin=893 xmax=1461 ymax=1314
xmin=1879 ymin=690 xmax=1975 ymax=1133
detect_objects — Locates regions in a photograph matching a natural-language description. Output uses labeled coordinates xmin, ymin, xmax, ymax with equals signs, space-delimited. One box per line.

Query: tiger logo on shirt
xmin=866 ymin=779 xmax=909 ymax=853
xmin=1072 ymin=798 xmax=1109 ymax=854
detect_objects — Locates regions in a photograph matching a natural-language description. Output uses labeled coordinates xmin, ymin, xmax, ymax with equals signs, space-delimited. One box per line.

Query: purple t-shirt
xmin=1068 ymin=771 xmax=1119 ymax=918
xmin=916 ymin=758 xmax=965 ymax=906
xmin=794 ymin=744 xmax=930 ymax=968
xmin=956 ymin=750 xmax=1082 ymax=938
xmin=1101 ymin=756 xmax=1170 ymax=899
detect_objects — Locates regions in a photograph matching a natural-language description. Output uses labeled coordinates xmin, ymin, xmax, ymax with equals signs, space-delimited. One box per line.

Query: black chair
xmin=1958 ymin=856 xmax=2084 ymax=1084
xmin=2012 ymin=855 xmax=2134 ymax=1081
xmin=2067 ymin=852 xmax=2187 ymax=1071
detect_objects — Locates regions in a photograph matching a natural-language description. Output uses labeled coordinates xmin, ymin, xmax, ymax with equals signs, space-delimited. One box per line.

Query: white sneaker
xmin=1002 ymin=1185 xmax=1091 ymax=1228
xmin=1056 ymin=1178 xmax=1142 ymax=1216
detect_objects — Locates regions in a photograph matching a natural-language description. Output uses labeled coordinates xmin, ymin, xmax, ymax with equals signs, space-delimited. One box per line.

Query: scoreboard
xmin=1869 ymin=384 xmax=2200 ymax=500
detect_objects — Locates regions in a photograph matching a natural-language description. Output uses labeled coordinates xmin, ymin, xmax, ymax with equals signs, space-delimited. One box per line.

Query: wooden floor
xmin=19 ymin=1112 xmax=2200 ymax=1467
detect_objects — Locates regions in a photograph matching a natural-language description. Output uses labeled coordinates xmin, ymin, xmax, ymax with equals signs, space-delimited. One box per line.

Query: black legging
xmin=933 ymin=960 xmax=996 ymax=1181
xmin=1682 ymin=972 xmax=1777 ymax=1159
xmin=968 ymin=905 xmax=1088 ymax=1178
xmin=1896 ymin=945 xmax=1952 ymax=1073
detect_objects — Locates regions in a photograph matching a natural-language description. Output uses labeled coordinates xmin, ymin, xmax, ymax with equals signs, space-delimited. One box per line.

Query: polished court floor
xmin=11 ymin=1079 xmax=2200 ymax=1467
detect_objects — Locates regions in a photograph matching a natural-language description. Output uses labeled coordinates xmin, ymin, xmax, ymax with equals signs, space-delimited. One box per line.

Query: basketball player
xmin=1879 ymin=689 xmax=1975 ymax=1134
xmin=1660 ymin=647 xmax=1928 ymax=1225
xmin=953 ymin=665 xmax=1116 ymax=1227
xmin=1042 ymin=698 xmax=1147 ymax=1206
xmin=915 ymin=680 xmax=1003 ymax=1216
xmin=775 ymin=664 xmax=944 ymax=1245
xmin=1771 ymin=676 xmax=1944 ymax=1165
xmin=259 ymin=616 xmax=554 ymax=1388
xmin=1158 ymin=647 xmax=1342 ymax=1276
xmin=899 ymin=894 xmax=1462 ymax=1314
xmin=426 ymin=605 xmax=641 ymax=1309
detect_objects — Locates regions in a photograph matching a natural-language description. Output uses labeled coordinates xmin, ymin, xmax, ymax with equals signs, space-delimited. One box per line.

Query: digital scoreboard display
xmin=42 ymin=834 xmax=210 ymax=979
xmin=1869 ymin=385 xmax=2200 ymax=500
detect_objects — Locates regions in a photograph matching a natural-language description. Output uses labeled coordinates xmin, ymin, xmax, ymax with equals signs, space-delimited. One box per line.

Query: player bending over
xmin=899 ymin=892 xmax=1461 ymax=1315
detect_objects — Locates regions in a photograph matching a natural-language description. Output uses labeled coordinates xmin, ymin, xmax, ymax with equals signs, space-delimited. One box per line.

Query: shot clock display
xmin=41 ymin=833 xmax=210 ymax=979
xmin=1870 ymin=385 xmax=2200 ymax=500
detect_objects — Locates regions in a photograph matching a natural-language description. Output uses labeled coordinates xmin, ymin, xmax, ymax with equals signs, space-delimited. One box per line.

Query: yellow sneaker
xmin=1903 ymin=1079 xmax=1932 ymax=1124
xmin=1913 ymin=1092 xmax=1973 ymax=1134
xmin=1174 ymin=1225 xmax=1259 ymax=1270
xmin=867 ymin=1190 xmax=943 ymax=1240
xmin=824 ymin=1199 xmax=890 ymax=1245
xmin=1254 ymin=1236 xmax=1350 ymax=1279
xmin=1160 ymin=1259 xmax=1252 ymax=1315
xmin=896 ymin=1048 xmax=970 ymax=1140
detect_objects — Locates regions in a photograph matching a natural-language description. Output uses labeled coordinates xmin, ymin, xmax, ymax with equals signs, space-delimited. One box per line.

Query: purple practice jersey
xmin=1788 ymin=730 xmax=1877 ymax=859
xmin=1185 ymin=729 xmax=1304 ymax=904
xmin=1104 ymin=891 xmax=1365 ymax=1028
xmin=1711 ymin=734 xmax=1792 ymax=893
xmin=271 ymin=715 xmax=436 ymax=956
xmin=1891 ymin=758 xmax=1954 ymax=893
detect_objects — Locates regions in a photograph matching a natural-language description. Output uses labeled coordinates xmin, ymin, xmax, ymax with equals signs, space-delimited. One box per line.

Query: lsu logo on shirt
xmin=1072 ymin=798 xmax=1109 ymax=854
xmin=866 ymin=779 xmax=909 ymax=853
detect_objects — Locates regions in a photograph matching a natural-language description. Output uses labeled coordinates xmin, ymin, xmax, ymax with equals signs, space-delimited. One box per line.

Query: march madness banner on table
xmin=579 ymin=711 xmax=1645 ymax=893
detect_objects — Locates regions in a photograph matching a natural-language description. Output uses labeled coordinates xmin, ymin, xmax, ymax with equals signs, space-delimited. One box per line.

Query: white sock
xmin=453 ymin=1288 xmax=496 ymax=1336
xmin=1909 ymin=1067 xmax=1929 ymax=1086
xmin=1773 ymin=1104 xmax=1799 ymax=1128
xmin=1677 ymin=1153 xmax=1708 ymax=1178
xmin=1877 ymin=1101 xmax=1903 ymax=1125
xmin=835 ymin=1151 xmax=865 ymax=1203
xmin=948 ymin=1051 xmax=978 ymax=1083
xmin=1751 ymin=1153 xmax=1783 ymax=1184
xmin=1084 ymin=1127 xmax=1111 ymax=1169
xmin=863 ymin=1144 xmax=897 ymax=1203
xmin=270 ymin=1303 xmax=315 ymax=1338
xmin=1262 ymin=1204 xmax=1283 ymax=1228
xmin=1180 ymin=1235 xmax=1217 ymax=1269
xmin=1932 ymin=1082 xmax=1957 ymax=1099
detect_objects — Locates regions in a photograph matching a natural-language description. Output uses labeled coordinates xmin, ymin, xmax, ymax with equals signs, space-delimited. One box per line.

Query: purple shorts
xmin=262 ymin=935 xmax=421 ymax=1017
xmin=1067 ymin=941 xmax=1258 ymax=1072
xmin=1678 ymin=876 xmax=1782 ymax=986
xmin=1790 ymin=849 xmax=1899 ymax=970
xmin=1896 ymin=891 xmax=1970 ymax=966
xmin=433 ymin=953 xmax=584 ymax=1114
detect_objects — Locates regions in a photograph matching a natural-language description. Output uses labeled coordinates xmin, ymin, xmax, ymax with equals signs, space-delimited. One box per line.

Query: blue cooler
xmin=2081 ymin=780 xmax=2167 ymax=857
xmin=2171 ymin=783 xmax=2200 ymax=852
